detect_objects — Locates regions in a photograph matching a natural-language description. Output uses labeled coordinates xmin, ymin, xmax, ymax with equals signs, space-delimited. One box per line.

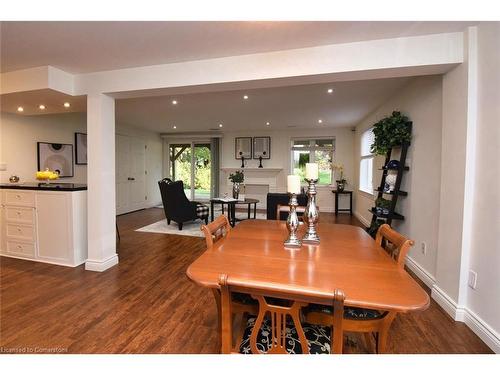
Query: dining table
xmin=186 ymin=219 xmax=430 ymax=348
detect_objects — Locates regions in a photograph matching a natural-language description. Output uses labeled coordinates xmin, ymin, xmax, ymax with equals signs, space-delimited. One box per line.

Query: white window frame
xmin=359 ymin=128 xmax=374 ymax=195
xmin=290 ymin=137 xmax=335 ymax=186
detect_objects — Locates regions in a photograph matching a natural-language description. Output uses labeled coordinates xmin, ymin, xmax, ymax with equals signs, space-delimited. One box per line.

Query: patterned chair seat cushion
xmin=239 ymin=316 xmax=332 ymax=354
xmin=306 ymin=304 xmax=384 ymax=320
xmin=195 ymin=203 xmax=209 ymax=219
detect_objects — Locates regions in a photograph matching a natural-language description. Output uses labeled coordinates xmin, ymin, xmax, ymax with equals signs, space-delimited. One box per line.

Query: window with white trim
xmin=291 ymin=138 xmax=334 ymax=185
xmin=359 ymin=128 xmax=374 ymax=194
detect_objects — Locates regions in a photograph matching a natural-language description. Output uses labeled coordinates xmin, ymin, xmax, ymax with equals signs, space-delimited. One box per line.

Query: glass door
xmin=169 ymin=142 xmax=211 ymax=201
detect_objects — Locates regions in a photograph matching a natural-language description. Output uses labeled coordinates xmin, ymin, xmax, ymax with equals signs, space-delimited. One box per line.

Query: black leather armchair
xmin=158 ymin=178 xmax=209 ymax=230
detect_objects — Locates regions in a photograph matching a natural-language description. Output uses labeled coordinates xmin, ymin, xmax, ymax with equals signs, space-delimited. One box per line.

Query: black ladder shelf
xmin=368 ymin=122 xmax=412 ymax=237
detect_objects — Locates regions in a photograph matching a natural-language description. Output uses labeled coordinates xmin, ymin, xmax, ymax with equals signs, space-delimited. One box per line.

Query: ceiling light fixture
xmin=39 ymin=104 xmax=46 ymax=110
xmin=327 ymin=88 xmax=334 ymax=94
xmin=243 ymin=95 xmax=249 ymax=100
xmin=318 ymin=119 xmax=323 ymax=124
xmin=173 ymin=125 xmax=177 ymax=129
xmin=172 ymin=100 xmax=178 ymax=105
xmin=63 ymin=102 xmax=71 ymax=108
xmin=17 ymin=106 xmax=24 ymax=112
xmin=266 ymin=122 xmax=270 ymax=126
xmin=219 ymin=123 xmax=223 ymax=128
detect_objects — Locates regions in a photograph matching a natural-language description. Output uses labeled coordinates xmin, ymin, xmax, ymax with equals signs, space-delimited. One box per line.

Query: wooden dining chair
xmin=219 ymin=274 xmax=345 ymax=354
xmin=304 ymin=224 xmax=415 ymax=354
xmin=200 ymin=215 xmax=232 ymax=250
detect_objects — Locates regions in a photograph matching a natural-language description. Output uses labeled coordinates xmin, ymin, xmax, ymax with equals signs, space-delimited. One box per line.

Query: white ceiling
xmin=115 ymin=77 xmax=411 ymax=132
xmin=0 ymin=89 xmax=86 ymax=115
xmin=0 ymin=21 xmax=474 ymax=74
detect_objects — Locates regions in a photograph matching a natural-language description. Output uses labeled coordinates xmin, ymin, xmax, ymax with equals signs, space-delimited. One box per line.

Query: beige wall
xmin=353 ymin=76 xmax=443 ymax=279
xmin=0 ymin=111 xmax=163 ymax=206
xmin=220 ymin=127 xmax=355 ymax=212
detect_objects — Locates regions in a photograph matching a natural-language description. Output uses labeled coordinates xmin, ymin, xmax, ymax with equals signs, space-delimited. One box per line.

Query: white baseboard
xmin=431 ymin=285 xmax=500 ymax=353
xmin=354 ymin=211 xmax=370 ymax=227
xmin=85 ymin=254 xmax=119 ymax=272
xmin=405 ymin=256 xmax=436 ymax=288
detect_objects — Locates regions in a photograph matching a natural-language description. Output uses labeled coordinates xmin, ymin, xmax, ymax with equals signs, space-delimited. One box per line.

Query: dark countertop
xmin=0 ymin=183 xmax=87 ymax=191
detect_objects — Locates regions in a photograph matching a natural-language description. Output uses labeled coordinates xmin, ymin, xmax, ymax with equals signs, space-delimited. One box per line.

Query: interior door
xmin=116 ymin=135 xmax=147 ymax=215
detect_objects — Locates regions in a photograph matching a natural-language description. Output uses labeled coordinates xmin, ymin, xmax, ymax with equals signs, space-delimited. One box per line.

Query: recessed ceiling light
xmin=39 ymin=104 xmax=46 ymax=110
xmin=63 ymin=102 xmax=71 ymax=108
xmin=17 ymin=106 xmax=24 ymax=112
xmin=318 ymin=119 xmax=323 ymax=124
xmin=266 ymin=122 xmax=270 ymax=126
xmin=172 ymin=99 xmax=178 ymax=105
xmin=219 ymin=123 xmax=223 ymax=128
xmin=173 ymin=125 xmax=177 ymax=129
xmin=327 ymin=88 xmax=334 ymax=94
xmin=243 ymin=95 xmax=249 ymax=100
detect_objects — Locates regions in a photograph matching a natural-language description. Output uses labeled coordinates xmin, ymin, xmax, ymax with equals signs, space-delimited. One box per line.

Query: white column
xmin=85 ymin=93 xmax=119 ymax=271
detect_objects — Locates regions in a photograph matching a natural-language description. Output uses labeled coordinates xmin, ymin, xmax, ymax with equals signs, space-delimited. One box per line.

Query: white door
xmin=116 ymin=135 xmax=147 ymax=215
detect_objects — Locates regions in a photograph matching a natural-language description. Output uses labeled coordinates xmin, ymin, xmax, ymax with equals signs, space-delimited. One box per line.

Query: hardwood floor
xmin=0 ymin=208 xmax=492 ymax=354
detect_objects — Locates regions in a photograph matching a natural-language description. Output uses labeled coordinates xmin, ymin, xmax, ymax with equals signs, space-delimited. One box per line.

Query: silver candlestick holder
xmin=284 ymin=193 xmax=302 ymax=248
xmin=303 ymin=178 xmax=320 ymax=244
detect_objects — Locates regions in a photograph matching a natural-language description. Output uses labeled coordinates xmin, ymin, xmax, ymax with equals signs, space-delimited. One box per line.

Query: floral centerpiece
xmin=228 ymin=170 xmax=244 ymax=199
xmin=36 ymin=168 xmax=59 ymax=184
xmin=331 ymin=162 xmax=347 ymax=192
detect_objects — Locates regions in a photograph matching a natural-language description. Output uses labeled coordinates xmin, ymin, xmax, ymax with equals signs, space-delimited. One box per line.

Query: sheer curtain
xmin=210 ymin=138 xmax=220 ymax=198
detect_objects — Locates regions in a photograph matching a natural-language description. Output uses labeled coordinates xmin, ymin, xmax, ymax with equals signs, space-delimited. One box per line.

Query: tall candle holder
xmin=283 ymin=193 xmax=302 ymax=248
xmin=303 ymin=178 xmax=320 ymax=244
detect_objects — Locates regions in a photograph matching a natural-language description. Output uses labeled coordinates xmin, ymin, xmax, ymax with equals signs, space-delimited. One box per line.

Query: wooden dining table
xmin=187 ymin=220 xmax=429 ymax=313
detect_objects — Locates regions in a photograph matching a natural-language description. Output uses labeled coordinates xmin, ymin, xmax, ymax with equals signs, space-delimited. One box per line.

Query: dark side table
xmin=332 ymin=190 xmax=353 ymax=216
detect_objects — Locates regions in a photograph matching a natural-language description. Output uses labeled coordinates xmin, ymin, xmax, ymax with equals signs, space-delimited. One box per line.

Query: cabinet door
xmin=36 ymin=192 xmax=72 ymax=264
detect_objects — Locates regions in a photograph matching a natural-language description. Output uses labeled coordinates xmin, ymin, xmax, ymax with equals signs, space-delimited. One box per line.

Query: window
xmin=291 ymin=138 xmax=334 ymax=185
xmin=359 ymin=128 xmax=374 ymax=194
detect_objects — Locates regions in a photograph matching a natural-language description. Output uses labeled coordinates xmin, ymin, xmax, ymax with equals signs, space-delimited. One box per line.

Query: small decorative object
xmin=384 ymin=171 xmax=397 ymax=192
xmin=239 ymin=152 xmax=245 ymax=168
xmin=9 ymin=175 xmax=20 ymax=183
xmin=258 ymin=154 xmax=265 ymax=168
xmin=36 ymin=168 xmax=59 ymax=184
xmin=235 ymin=137 xmax=252 ymax=160
xmin=284 ymin=175 xmax=302 ymax=248
xmin=229 ymin=170 xmax=244 ymax=199
xmin=332 ymin=162 xmax=347 ymax=192
xmin=375 ymin=197 xmax=391 ymax=215
xmin=37 ymin=142 xmax=74 ymax=177
xmin=370 ymin=111 xmax=412 ymax=155
xmin=303 ymin=163 xmax=320 ymax=244
xmin=386 ymin=160 xmax=400 ymax=169
xmin=75 ymin=132 xmax=87 ymax=165
xmin=253 ymin=137 xmax=271 ymax=160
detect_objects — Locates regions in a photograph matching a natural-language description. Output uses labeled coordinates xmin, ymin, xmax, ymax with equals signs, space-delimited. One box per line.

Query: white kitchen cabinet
xmin=0 ymin=187 xmax=87 ymax=267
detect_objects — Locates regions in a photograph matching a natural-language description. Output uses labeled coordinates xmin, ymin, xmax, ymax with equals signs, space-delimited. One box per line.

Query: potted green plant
xmin=229 ymin=170 xmax=244 ymax=199
xmin=370 ymin=111 xmax=412 ymax=155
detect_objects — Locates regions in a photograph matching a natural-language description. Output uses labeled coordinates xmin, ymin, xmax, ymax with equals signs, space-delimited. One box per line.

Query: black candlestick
xmin=258 ymin=156 xmax=263 ymax=168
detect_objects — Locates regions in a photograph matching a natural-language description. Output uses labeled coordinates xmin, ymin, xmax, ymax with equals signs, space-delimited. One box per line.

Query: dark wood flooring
xmin=0 ymin=208 xmax=492 ymax=353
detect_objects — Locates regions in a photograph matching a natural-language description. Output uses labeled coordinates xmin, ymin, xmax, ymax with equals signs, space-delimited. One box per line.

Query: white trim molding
xmin=85 ymin=254 xmax=119 ymax=272
xmin=432 ymin=285 xmax=500 ymax=353
xmin=405 ymin=256 xmax=436 ymax=288
xmin=354 ymin=211 xmax=370 ymax=227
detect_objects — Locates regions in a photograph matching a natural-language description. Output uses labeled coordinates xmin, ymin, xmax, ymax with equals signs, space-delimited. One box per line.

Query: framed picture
xmin=37 ymin=142 xmax=74 ymax=177
xmin=75 ymin=132 xmax=87 ymax=165
xmin=235 ymin=137 xmax=252 ymax=159
xmin=253 ymin=136 xmax=271 ymax=159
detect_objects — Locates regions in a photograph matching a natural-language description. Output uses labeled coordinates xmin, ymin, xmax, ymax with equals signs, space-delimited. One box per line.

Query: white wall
xmin=353 ymin=76 xmax=443 ymax=279
xmin=465 ymin=22 xmax=500 ymax=347
xmin=0 ymin=111 xmax=163 ymax=207
xmin=220 ymin=127 xmax=354 ymax=212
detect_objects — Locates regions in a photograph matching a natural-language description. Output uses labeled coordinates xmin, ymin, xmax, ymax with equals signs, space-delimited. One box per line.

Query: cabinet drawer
xmin=6 ymin=240 xmax=35 ymax=258
xmin=5 ymin=206 xmax=35 ymax=224
xmin=4 ymin=190 xmax=35 ymax=207
xmin=6 ymin=223 xmax=35 ymax=242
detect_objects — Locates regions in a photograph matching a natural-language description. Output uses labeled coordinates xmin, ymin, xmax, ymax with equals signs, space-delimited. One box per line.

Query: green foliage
xmin=370 ymin=111 xmax=412 ymax=155
xmin=375 ymin=197 xmax=391 ymax=209
xmin=229 ymin=170 xmax=244 ymax=183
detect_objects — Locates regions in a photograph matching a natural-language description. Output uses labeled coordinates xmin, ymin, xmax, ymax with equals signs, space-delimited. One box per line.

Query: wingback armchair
xmin=158 ymin=178 xmax=209 ymax=230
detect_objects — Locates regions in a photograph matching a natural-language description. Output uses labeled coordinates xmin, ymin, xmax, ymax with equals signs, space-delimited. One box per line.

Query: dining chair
xmin=304 ymin=224 xmax=415 ymax=353
xmin=219 ymin=274 xmax=345 ymax=354
xmin=200 ymin=214 xmax=232 ymax=250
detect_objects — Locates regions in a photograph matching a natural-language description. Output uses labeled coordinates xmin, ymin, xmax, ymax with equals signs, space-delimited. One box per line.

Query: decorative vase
xmin=336 ymin=181 xmax=345 ymax=192
xmin=232 ymin=182 xmax=240 ymax=199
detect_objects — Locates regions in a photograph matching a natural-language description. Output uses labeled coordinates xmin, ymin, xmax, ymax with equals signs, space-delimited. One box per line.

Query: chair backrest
xmin=158 ymin=178 xmax=191 ymax=216
xmin=200 ymin=215 xmax=231 ymax=249
xmin=375 ymin=224 xmax=415 ymax=268
xmin=219 ymin=274 xmax=345 ymax=354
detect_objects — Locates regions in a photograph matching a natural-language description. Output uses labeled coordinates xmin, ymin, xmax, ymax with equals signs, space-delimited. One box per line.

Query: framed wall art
xmin=37 ymin=142 xmax=74 ymax=177
xmin=235 ymin=137 xmax=252 ymax=159
xmin=75 ymin=132 xmax=87 ymax=165
xmin=253 ymin=136 xmax=271 ymax=159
